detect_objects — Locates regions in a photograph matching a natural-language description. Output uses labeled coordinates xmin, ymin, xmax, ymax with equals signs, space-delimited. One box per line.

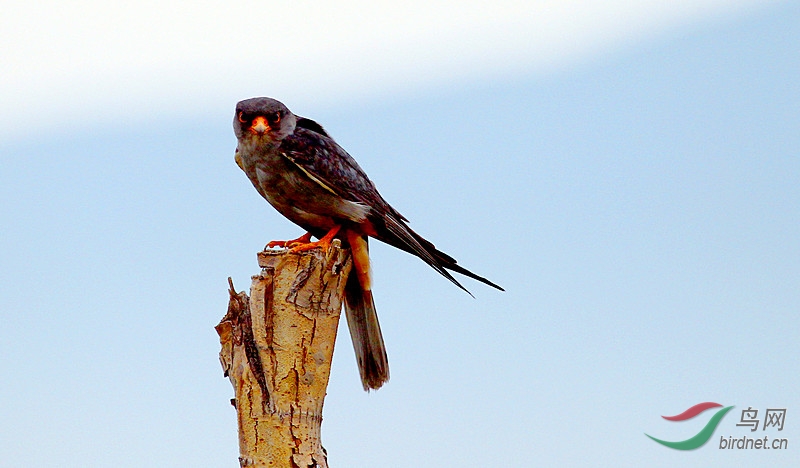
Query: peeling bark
xmin=217 ymin=243 xmax=351 ymax=468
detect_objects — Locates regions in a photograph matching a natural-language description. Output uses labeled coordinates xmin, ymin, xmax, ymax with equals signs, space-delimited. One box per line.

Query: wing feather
xmin=280 ymin=121 xmax=503 ymax=293
xmin=279 ymin=127 xmax=403 ymax=219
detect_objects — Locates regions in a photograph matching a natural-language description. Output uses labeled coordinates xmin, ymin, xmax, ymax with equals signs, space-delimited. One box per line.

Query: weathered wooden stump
xmin=217 ymin=243 xmax=352 ymax=468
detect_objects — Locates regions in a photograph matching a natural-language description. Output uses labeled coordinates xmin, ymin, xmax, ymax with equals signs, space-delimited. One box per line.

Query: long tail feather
xmin=343 ymin=234 xmax=389 ymax=390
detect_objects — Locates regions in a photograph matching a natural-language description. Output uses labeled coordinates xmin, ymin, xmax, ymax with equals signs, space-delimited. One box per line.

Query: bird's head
xmin=233 ymin=97 xmax=297 ymax=145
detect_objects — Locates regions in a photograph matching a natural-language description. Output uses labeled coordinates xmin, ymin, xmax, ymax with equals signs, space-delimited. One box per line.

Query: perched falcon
xmin=233 ymin=97 xmax=503 ymax=390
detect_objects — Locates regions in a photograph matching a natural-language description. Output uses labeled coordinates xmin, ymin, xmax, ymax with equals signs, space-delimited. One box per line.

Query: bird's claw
xmin=265 ymin=232 xmax=313 ymax=250
xmin=287 ymin=241 xmax=329 ymax=253
xmin=286 ymin=225 xmax=341 ymax=254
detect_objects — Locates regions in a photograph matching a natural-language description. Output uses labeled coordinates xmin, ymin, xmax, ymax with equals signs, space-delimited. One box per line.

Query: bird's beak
xmin=249 ymin=116 xmax=270 ymax=135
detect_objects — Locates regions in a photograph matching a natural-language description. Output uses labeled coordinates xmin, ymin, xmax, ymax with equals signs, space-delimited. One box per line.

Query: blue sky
xmin=1 ymin=1 xmax=798 ymax=467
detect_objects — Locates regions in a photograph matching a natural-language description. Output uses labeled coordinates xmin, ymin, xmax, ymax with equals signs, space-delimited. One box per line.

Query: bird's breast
xmin=238 ymin=147 xmax=342 ymax=233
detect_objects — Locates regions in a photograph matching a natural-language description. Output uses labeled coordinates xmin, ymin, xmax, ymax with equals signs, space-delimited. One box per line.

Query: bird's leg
xmin=346 ymin=230 xmax=372 ymax=291
xmin=265 ymin=232 xmax=313 ymax=249
xmin=288 ymin=225 xmax=341 ymax=253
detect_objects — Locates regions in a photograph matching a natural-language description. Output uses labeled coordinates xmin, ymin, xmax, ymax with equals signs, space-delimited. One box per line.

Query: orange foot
xmin=266 ymin=232 xmax=313 ymax=249
xmin=288 ymin=225 xmax=341 ymax=253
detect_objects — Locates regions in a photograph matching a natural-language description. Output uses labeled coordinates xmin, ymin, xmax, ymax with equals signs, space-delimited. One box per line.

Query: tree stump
xmin=217 ymin=243 xmax=352 ymax=468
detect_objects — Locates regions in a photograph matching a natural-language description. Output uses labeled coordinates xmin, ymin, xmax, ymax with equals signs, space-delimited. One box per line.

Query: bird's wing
xmin=295 ymin=116 xmax=331 ymax=138
xmin=373 ymin=216 xmax=505 ymax=292
xmin=279 ymin=127 xmax=400 ymax=216
xmin=280 ymin=126 xmax=503 ymax=293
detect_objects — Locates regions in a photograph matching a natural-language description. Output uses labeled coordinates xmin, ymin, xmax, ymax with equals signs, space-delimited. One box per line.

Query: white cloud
xmin=0 ymin=0 xmax=776 ymax=141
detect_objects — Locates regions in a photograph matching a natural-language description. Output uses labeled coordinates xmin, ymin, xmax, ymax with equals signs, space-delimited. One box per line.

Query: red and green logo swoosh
xmin=646 ymin=402 xmax=734 ymax=450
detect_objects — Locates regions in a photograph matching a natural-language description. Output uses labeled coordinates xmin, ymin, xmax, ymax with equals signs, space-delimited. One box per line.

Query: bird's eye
xmin=274 ymin=113 xmax=281 ymax=124
xmin=238 ymin=111 xmax=247 ymax=123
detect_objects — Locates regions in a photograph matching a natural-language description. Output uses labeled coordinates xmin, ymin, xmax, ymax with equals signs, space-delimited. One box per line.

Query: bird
xmin=233 ymin=97 xmax=503 ymax=390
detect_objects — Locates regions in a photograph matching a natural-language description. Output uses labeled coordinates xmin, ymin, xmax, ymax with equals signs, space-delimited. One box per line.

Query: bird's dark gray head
xmin=233 ymin=97 xmax=297 ymax=142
